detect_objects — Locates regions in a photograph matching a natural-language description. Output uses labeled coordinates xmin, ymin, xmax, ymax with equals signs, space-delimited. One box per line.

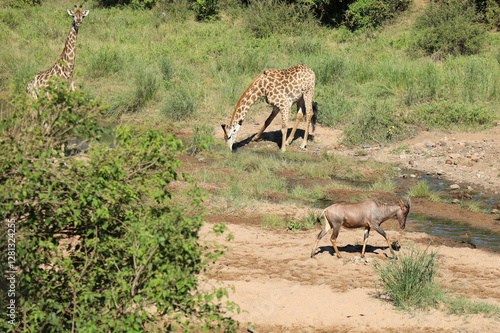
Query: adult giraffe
xmin=26 ymin=5 xmax=89 ymax=99
xmin=221 ymin=64 xmax=316 ymax=152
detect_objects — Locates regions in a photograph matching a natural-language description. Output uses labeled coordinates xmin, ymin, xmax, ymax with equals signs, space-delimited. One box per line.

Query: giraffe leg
xmin=280 ymin=105 xmax=291 ymax=152
xmin=286 ymin=98 xmax=305 ymax=146
xmin=252 ymin=106 xmax=279 ymax=142
xmin=281 ymin=127 xmax=288 ymax=152
xmin=299 ymin=92 xmax=314 ymax=150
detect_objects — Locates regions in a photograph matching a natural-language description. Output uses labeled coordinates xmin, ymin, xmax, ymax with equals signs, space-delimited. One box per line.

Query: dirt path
xmin=201 ymin=220 xmax=500 ymax=332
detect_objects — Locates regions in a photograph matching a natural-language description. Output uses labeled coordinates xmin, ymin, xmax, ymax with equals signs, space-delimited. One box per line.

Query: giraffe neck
xmin=229 ymin=73 xmax=265 ymax=127
xmin=55 ymin=26 xmax=78 ymax=77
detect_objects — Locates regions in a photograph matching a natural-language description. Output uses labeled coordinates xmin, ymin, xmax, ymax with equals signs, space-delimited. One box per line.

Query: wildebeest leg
xmin=310 ymin=217 xmax=331 ymax=258
xmin=373 ymin=224 xmax=395 ymax=257
xmin=361 ymin=228 xmax=370 ymax=258
xmin=329 ymin=223 xmax=342 ymax=258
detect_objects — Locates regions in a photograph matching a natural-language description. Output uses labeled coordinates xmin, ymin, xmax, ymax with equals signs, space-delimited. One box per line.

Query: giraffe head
xmin=67 ymin=5 xmax=89 ymax=31
xmin=221 ymin=123 xmax=240 ymax=151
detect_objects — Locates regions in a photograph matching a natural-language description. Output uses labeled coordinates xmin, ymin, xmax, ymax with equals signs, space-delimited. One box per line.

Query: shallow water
xmin=408 ymin=213 xmax=500 ymax=252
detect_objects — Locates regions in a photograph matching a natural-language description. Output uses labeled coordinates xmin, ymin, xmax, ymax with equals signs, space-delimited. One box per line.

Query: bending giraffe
xmin=26 ymin=5 xmax=89 ymax=99
xmin=221 ymin=64 xmax=316 ymax=152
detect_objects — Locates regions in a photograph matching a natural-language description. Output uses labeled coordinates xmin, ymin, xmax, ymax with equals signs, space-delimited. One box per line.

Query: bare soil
xmin=193 ymin=110 xmax=500 ymax=332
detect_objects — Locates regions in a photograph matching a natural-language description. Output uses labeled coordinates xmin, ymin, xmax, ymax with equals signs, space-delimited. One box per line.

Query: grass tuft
xmin=374 ymin=246 xmax=443 ymax=310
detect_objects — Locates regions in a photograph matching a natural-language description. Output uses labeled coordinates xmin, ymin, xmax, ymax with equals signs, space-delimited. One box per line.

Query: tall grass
xmin=375 ymin=246 xmax=443 ymax=309
xmin=0 ymin=0 xmax=499 ymax=144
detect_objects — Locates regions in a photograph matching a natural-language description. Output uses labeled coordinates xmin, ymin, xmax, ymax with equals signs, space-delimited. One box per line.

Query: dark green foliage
xmin=412 ymin=0 xmax=487 ymax=56
xmin=0 ymin=83 xmax=238 ymax=332
xmin=344 ymin=0 xmax=413 ymax=30
xmin=194 ymin=0 xmax=220 ymax=21
xmin=374 ymin=246 xmax=443 ymax=309
xmin=243 ymin=0 xmax=317 ymax=38
xmin=484 ymin=0 xmax=500 ymax=28
xmin=95 ymin=0 xmax=158 ymax=9
xmin=9 ymin=0 xmax=40 ymax=8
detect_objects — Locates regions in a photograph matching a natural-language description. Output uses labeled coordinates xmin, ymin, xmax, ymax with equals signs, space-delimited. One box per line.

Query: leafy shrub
xmin=95 ymin=0 xmax=158 ymax=9
xmin=0 ymin=84 xmax=238 ymax=332
xmin=243 ymin=0 xmax=316 ymax=38
xmin=344 ymin=0 xmax=413 ymax=31
xmin=412 ymin=0 xmax=487 ymax=56
xmin=9 ymin=0 xmax=40 ymax=8
xmin=374 ymin=246 xmax=443 ymax=309
xmin=194 ymin=0 xmax=220 ymax=21
xmin=481 ymin=0 xmax=500 ymax=29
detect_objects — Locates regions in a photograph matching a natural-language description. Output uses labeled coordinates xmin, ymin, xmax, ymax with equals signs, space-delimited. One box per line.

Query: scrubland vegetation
xmin=1 ymin=0 xmax=500 ymax=331
xmin=1 ymin=0 xmax=499 ymax=145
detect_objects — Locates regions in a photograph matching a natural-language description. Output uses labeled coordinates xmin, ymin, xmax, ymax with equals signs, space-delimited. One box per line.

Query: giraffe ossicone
xmin=221 ymin=64 xmax=316 ymax=152
xmin=27 ymin=5 xmax=89 ymax=99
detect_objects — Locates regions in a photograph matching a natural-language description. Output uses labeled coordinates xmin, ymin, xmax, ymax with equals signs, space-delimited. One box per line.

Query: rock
xmin=452 ymin=199 xmax=461 ymax=204
xmin=437 ymin=170 xmax=446 ymax=175
xmin=450 ymin=184 xmax=460 ymax=190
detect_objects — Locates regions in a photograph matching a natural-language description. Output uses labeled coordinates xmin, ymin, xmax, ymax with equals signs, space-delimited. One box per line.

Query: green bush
xmin=412 ymin=0 xmax=487 ymax=56
xmin=243 ymin=0 xmax=316 ymax=38
xmin=95 ymin=0 xmax=158 ymax=9
xmin=344 ymin=0 xmax=412 ymax=31
xmin=374 ymin=246 xmax=443 ymax=309
xmin=0 ymin=84 xmax=238 ymax=332
xmin=9 ymin=0 xmax=40 ymax=8
xmin=194 ymin=0 xmax=220 ymax=21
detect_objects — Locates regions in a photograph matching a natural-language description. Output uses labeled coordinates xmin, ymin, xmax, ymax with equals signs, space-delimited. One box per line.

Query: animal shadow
xmin=316 ymin=243 xmax=397 ymax=257
xmin=234 ymin=128 xmax=314 ymax=150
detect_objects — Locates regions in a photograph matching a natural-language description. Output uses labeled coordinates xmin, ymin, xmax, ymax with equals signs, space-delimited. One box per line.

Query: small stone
xmin=437 ymin=170 xmax=446 ymax=175
xmin=450 ymin=184 xmax=460 ymax=190
xmin=452 ymin=199 xmax=460 ymax=204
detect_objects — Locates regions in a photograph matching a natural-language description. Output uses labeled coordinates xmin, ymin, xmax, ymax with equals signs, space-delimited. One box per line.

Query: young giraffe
xmin=221 ymin=64 xmax=316 ymax=152
xmin=26 ymin=5 xmax=89 ymax=99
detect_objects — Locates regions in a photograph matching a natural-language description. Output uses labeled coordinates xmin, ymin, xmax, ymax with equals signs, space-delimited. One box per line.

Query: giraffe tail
xmin=311 ymin=101 xmax=318 ymax=133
